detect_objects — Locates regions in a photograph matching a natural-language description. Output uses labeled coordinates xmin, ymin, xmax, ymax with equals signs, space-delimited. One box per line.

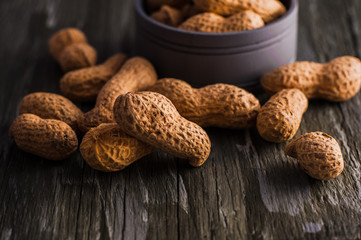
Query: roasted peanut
xmin=285 ymin=132 xmax=344 ymax=180
xmin=148 ymin=78 xmax=260 ymax=128
xmin=9 ymin=114 xmax=78 ymax=160
xmin=77 ymin=57 xmax=158 ymax=133
xmin=256 ymin=89 xmax=308 ymax=143
xmin=60 ymin=53 xmax=127 ymax=102
xmin=193 ymin=0 xmax=286 ymax=23
xmin=178 ymin=11 xmax=264 ymax=32
xmin=49 ymin=28 xmax=97 ymax=72
xmin=261 ymin=56 xmax=361 ymax=102
xmin=80 ymin=123 xmax=154 ymax=172
xmin=19 ymin=92 xmax=84 ymax=133
xmin=113 ymin=91 xmax=211 ymax=167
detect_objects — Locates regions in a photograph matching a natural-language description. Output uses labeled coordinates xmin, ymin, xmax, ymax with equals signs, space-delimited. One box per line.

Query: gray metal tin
xmin=134 ymin=0 xmax=298 ymax=87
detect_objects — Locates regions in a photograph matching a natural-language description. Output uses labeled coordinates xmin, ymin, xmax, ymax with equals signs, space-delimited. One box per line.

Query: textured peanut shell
xmin=78 ymin=57 xmax=158 ymax=133
xmin=49 ymin=28 xmax=87 ymax=61
xmin=19 ymin=92 xmax=84 ymax=133
xmin=147 ymin=0 xmax=191 ymax=12
xmin=9 ymin=114 xmax=78 ymax=161
xmin=148 ymin=78 xmax=260 ymax=128
xmin=60 ymin=53 xmax=127 ymax=102
xmin=150 ymin=5 xmax=184 ymax=27
xmin=257 ymin=89 xmax=308 ymax=143
xmin=261 ymin=56 xmax=361 ymax=102
xmin=80 ymin=123 xmax=154 ymax=172
xmin=285 ymin=132 xmax=344 ymax=180
xmin=178 ymin=11 xmax=264 ymax=33
xmin=193 ymin=0 xmax=286 ymax=23
xmin=59 ymin=43 xmax=97 ymax=72
xmin=113 ymin=92 xmax=211 ymax=167
xmin=49 ymin=28 xmax=97 ymax=72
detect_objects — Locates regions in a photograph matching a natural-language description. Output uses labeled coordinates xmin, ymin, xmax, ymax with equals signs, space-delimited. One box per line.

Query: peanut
xmin=256 ymin=89 xmax=308 ymax=143
xmin=80 ymin=123 xmax=154 ymax=172
xmin=261 ymin=56 xmax=361 ymax=102
xmin=9 ymin=114 xmax=78 ymax=160
xmin=77 ymin=57 xmax=158 ymax=133
xmin=147 ymin=0 xmax=191 ymax=12
xmin=178 ymin=11 xmax=264 ymax=33
xmin=148 ymin=78 xmax=260 ymax=128
xmin=113 ymin=91 xmax=211 ymax=167
xmin=60 ymin=53 xmax=127 ymax=102
xmin=285 ymin=132 xmax=344 ymax=180
xmin=193 ymin=0 xmax=286 ymax=23
xmin=49 ymin=28 xmax=97 ymax=72
xmin=150 ymin=5 xmax=184 ymax=27
xmin=19 ymin=92 xmax=84 ymax=134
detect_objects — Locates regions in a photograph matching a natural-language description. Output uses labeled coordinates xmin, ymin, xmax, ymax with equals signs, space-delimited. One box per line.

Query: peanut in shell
xmin=261 ymin=56 xmax=361 ymax=102
xmin=9 ymin=114 xmax=78 ymax=161
xmin=148 ymin=78 xmax=260 ymax=128
xmin=285 ymin=132 xmax=344 ymax=180
xmin=113 ymin=91 xmax=211 ymax=167
xmin=80 ymin=123 xmax=154 ymax=172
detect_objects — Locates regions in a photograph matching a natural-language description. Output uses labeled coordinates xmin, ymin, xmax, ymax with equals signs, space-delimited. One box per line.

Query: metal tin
xmin=134 ymin=0 xmax=298 ymax=87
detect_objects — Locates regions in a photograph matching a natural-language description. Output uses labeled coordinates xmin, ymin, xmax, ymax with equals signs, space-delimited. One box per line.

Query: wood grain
xmin=1 ymin=0 xmax=361 ymax=239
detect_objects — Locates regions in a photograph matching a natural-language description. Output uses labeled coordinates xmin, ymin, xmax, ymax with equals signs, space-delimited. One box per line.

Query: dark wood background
xmin=1 ymin=0 xmax=361 ymax=239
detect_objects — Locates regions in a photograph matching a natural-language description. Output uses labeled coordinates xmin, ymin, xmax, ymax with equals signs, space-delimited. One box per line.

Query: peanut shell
xmin=59 ymin=43 xmax=97 ymax=72
xmin=49 ymin=28 xmax=87 ymax=61
xmin=49 ymin=28 xmax=97 ymax=72
xmin=261 ymin=56 xmax=361 ymax=102
xmin=9 ymin=114 xmax=78 ymax=161
xmin=148 ymin=78 xmax=260 ymax=128
xmin=80 ymin=123 xmax=154 ymax=172
xmin=178 ymin=11 xmax=264 ymax=33
xmin=193 ymin=0 xmax=286 ymax=23
xmin=285 ymin=132 xmax=344 ymax=180
xmin=60 ymin=53 xmax=127 ymax=102
xmin=113 ymin=91 xmax=211 ymax=167
xmin=78 ymin=57 xmax=158 ymax=133
xmin=256 ymin=89 xmax=308 ymax=143
xmin=19 ymin=92 xmax=84 ymax=133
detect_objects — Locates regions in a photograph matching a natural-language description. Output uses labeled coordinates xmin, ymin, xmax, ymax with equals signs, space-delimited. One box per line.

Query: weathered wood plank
xmin=1 ymin=0 xmax=361 ymax=239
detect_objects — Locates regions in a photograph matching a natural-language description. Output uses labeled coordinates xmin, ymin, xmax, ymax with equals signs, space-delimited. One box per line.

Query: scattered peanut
xmin=178 ymin=11 xmax=264 ymax=33
xmin=256 ymin=89 xmax=308 ymax=143
xmin=150 ymin=5 xmax=184 ymax=27
xmin=285 ymin=132 xmax=344 ymax=180
xmin=9 ymin=114 xmax=78 ymax=160
xmin=19 ymin=92 xmax=84 ymax=133
xmin=148 ymin=78 xmax=260 ymax=128
xmin=60 ymin=53 xmax=127 ymax=102
xmin=80 ymin=123 xmax=154 ymax=172
xmin=49 ymin=28 xmax=97 ymax=72
xmin=113 ymin=91 xmax=211 ymax=167
xmin=193 ymin=0 xmax=286 ymax=23
xmin=77 ymin=57 xmax=158 ymax=133
xmin=261 ymin=56 xmax=361 ymax=102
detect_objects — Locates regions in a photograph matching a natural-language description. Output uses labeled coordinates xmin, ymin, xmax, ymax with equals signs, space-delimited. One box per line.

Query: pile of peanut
xmin=147 ymin=0 xmax=286 ymax=33
xmin=9 ymin=22 xmax=361 ymax=180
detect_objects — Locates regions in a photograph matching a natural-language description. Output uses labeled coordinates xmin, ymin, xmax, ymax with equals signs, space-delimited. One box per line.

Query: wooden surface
xmin=1 ymin=0 xmax=361 ymax=239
